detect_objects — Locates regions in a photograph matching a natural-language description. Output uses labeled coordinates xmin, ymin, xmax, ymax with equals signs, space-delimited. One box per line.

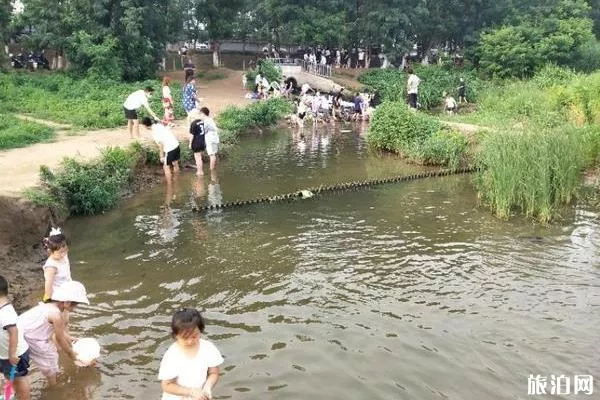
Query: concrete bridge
xmin=270 ymin=58 xmax=343 ymax=94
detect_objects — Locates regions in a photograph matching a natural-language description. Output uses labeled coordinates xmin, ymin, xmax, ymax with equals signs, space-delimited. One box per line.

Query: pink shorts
xmin=26 ymin=338 xmax=59 ymax=377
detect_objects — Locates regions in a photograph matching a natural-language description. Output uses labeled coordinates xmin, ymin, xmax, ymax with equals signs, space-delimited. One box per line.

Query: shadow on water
xmin=33 ymin=124 xmax=600 ymax=399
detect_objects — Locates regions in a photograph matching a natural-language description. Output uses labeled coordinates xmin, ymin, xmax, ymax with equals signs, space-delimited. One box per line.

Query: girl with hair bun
xmin=42 ymin=227 xmax=72 ymax=302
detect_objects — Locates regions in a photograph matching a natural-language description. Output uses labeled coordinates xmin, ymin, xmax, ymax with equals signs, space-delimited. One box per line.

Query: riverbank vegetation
xmin=367 ymin=101 xmax=469 ymax=169
xmin=25 ymin=143 xmax=160 ymax=215
xmin=366 ymin=63 xmax=600 ymax=222
xmin=217 ymin=98 xmax=292 ymax=143
xmin=0 ymin=73 xmax=186 ymax=129
xmin=0 ymin=114 xmax=55 ymax=149
xmin=359 ymin=67 xmax=482 ymax=109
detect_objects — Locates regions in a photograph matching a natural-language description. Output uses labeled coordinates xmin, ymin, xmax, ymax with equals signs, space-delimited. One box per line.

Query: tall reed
xmin=475 ymin=128 xmax=587 ymax=222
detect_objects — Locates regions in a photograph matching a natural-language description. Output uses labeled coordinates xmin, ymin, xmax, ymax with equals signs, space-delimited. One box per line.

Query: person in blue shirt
xmin=183 ymin=76 xmax=198 ymax=123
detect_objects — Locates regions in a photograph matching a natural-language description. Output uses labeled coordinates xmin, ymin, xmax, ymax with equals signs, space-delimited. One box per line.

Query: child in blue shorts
xmin=0 ymin=275 xmax=31 ymax=400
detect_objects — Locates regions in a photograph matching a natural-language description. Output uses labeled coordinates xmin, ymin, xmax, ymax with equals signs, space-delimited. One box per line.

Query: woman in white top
xmin=162 ymin=76 xmax=175 ymax=126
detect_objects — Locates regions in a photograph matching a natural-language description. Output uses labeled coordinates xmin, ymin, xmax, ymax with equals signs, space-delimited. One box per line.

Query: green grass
xmin=0 ymin=72 xmax=186 ymax=129
xmin=217 ymin=98 xmax=292 ymax=142
xmin=358 ymin=66 xmax=482 ymax=109
xmin=0 ymin=114 xmax=55 ymax=149
xmin=475 ymin=127 xmax=591 ymax=222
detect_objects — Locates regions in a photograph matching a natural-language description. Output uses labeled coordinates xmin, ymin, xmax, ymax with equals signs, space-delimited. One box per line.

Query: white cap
xmin=52 ymin=281 xmax=90 ymax=305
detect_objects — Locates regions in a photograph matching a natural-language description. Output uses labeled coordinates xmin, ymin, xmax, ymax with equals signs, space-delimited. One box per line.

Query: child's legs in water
xmin=194 ymin=152 xmax=204 ymax=175
xmin=14 ymin=376 xmax=32 ymax=400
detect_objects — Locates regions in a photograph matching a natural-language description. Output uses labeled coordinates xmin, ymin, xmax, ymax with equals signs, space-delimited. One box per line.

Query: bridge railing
xmin=300 ymin=60 xmax=332 ymax=77
xmin=266 ymin=57 xmax=332 ymax=78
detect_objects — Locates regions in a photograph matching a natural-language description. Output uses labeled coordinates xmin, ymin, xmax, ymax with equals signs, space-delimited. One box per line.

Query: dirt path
xmin=441 ymin=120 xmax=492 ymax=135
xmin=0 ymin=69 xmax=249 ymax=196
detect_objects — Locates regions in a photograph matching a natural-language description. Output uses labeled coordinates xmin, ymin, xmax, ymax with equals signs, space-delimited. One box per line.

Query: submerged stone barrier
xmin=192 ymin=167 xmax=476 ymax=212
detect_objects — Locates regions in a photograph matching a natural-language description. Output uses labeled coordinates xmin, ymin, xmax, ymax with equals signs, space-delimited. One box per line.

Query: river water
xmin=37 ymin=125 xmax=599 ymax=399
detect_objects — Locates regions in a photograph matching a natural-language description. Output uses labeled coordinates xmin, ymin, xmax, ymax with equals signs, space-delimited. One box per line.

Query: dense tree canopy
xmin=3 ymin=0 xmax=600 ymax=79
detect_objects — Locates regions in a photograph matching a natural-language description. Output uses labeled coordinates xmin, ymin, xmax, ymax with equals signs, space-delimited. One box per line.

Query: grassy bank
xmin=0 ymin=72 xmax=186 ymax=129
xmin=367 ymin=101 xmax=470 ymax=169
xmin=25 ymin=143 xmax=158 ymax=215
xmin=365 ymin=65 xmax=600 ymax=222
xmin=0 ymin=114 xmax=55 ymax=149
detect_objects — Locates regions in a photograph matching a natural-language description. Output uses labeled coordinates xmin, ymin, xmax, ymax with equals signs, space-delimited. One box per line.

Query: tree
xmin=0 ymin=0 xmax=11 ymax=63
xmin=194 ymin=0 xmax=246 ymax=67
xmin=478 ymin=0 xmax=595 ymax=78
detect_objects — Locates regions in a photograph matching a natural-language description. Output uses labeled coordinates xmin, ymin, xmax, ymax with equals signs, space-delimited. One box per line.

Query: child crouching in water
xmin=42 ymin=227 xmax=72 ymax=302
xmin=158 ymin=308 xmax=223 ymax=400
xmin=18 ymin=281 xmax=89 ymax=385
xmin=0 ymin=275 xmax=31 ymax=400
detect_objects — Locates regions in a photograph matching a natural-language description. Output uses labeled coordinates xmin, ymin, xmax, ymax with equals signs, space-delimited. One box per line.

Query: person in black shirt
xmin=188 ymin=110 xmax=207 ymax=176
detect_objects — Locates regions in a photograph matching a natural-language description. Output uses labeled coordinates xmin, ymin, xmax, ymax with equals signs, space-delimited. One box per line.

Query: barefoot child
xmin=197 ymin=108 xmax=220 ymax=172
xmin=18 ymin=281 xmax=89 ymax=385
xmin=42 ymin=228 xmax=71 ymax=302
xmin=142 ymin=118 xmax=181 ymax=183
xmin=188 ymin=109 xmax=207 ymax=176
xmin=0 ymin=276 xmax=31 ymax=400
xmin=158 ymin=308 xmax=223 ymax=400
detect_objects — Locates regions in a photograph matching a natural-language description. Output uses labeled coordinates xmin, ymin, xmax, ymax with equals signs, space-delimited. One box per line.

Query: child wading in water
xmin=42 ymin=228 xmax=71 ymax=302
xmin=158 ymin=308 xmax=223 ymax=400
xmin=189 ymin=107 xmax=219 ymax=175
xmin=0 ymin=276 xmax=31 ymax=400
xmin=18 ymin=281 xmax=89 ymax=385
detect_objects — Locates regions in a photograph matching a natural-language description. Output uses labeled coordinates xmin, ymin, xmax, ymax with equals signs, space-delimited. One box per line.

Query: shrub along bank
xmin=0 ymin=72 xmax=186 ymax=129
xmin=217 ymin=98 xmax=292 ymax=143
xmin=367 ymin=102 xmax=469 ymax=169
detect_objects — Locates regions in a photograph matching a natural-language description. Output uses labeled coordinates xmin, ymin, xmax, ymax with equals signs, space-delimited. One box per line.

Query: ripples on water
xmin=41 ymin=129 xmax=600 ymax=400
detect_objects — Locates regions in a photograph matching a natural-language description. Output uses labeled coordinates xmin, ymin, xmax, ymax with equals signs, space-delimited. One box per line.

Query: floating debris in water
xmin=299 ymin=190 xmax=314 ymax=199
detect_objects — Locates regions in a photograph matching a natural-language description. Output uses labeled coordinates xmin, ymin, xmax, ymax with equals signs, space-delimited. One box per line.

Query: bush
xmin=38 ymin=146 xmax=141 ymax=215
xmin=217 ymin=98 xmax=292 ymax=140
xmin=358 ymin=66 xmax=481 ymax=109
xmin=475 ymin=128 xmax=587 ymax=222
xmin=0 ymin=114 xmax=55 ymax=149
xmin=409 ymin=129 xmax=469 ymax=169
xmin=367 ymin=101 xmax=441 ymax=155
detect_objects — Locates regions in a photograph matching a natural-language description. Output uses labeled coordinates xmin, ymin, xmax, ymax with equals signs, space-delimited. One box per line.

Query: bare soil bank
xmin=0 ymin=166 xmax=165 ymax=312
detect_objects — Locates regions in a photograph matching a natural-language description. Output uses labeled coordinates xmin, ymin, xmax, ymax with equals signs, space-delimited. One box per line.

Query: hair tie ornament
xmin=49 ymin=227 xmax=62 ymax=236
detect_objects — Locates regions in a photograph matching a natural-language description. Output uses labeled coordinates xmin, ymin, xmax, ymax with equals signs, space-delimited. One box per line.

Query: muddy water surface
xmin=36 ymin=125 xmax=599 ymax=399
